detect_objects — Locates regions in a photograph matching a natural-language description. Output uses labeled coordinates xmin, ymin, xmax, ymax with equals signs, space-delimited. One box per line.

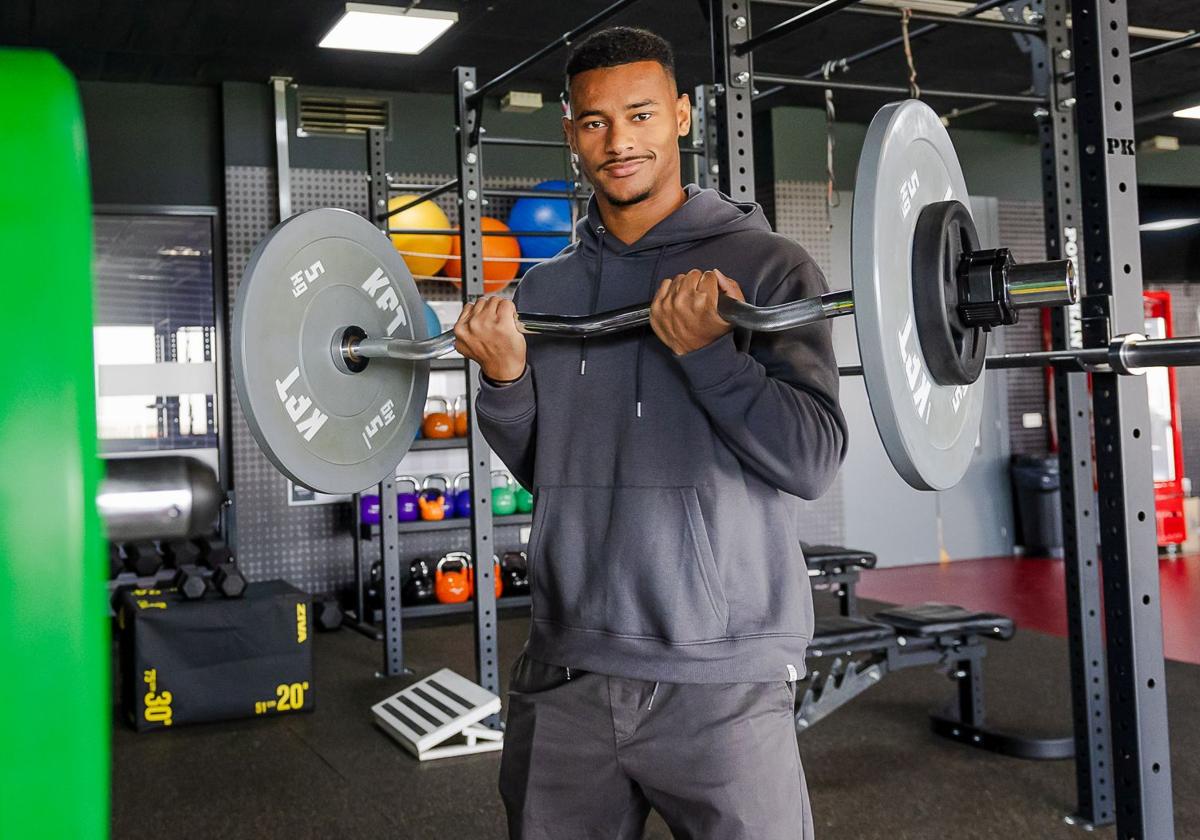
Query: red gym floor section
xmin=857 ymin=553 xmax=1200 ymax=666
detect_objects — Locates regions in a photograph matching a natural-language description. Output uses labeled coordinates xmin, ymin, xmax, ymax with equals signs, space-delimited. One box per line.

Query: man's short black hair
xmin=565 ymin=26 xmax=675 ymax=88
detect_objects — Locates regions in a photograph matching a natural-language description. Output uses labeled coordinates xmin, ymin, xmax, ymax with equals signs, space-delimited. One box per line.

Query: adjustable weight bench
xmin=803 ymin=543 xmax=876 ymax=617
xmin=800 ymin=547 xmax=1072 ymax=761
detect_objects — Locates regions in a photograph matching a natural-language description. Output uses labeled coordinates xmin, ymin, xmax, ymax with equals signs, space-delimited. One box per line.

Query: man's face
xmin=564 ymin=60 xmax=691 ymax=208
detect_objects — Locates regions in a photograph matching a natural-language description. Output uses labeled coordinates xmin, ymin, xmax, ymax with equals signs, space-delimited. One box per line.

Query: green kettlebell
xmin=491 ymin=471 xmax=517 ymax=516
xmin=515 ymin=484 xmax=534 ymax=514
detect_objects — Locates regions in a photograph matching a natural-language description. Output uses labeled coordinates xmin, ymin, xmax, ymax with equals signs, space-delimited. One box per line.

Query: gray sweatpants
xmin=499 ymin=655 xmax=815 ymax=839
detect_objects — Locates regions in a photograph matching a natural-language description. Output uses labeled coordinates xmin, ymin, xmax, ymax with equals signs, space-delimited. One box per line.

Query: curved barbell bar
xmin=341 ymin=256 xmax=1073 ymax=368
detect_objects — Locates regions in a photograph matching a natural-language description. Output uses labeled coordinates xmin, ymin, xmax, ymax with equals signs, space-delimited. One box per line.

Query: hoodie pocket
xmin=527 ymin=485 xmax=729 ymax=643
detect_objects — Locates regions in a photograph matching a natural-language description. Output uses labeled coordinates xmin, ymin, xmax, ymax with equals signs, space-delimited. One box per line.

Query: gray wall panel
xmin=81 ymin=81 xmax=222 ymax=206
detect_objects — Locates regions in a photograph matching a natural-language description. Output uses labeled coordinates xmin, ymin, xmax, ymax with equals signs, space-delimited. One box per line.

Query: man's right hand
xmin=453 ymin=295 xmax=527 ymax=382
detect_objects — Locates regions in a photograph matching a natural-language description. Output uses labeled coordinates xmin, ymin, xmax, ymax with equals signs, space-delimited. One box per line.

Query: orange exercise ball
xmin=387 ymin=195 xmax=452 ymax=277
xmin=443 ymin=216 xmax=520 ymax=293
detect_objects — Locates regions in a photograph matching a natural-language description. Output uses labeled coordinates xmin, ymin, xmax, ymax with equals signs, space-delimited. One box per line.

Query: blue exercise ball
xmin=507 ymin=180 xmax=574 ymax=274
xmin=423 ymin=301 xmax=442 ymax=337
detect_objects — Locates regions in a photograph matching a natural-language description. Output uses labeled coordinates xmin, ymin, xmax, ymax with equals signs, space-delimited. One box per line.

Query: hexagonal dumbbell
xmin=160 ymin=538 xmax=201 ymax=570
xmin=313 ymin=598 xmax=343 ymax=631
xmin=193 ymin=536 xmax=246 ymax=598
xmin=173 ymin=564 xmax=208 ymax=601
xmin=193 ymin=536 xmax=233 ymax=569
xmin=212 ymin=562 xmax=246 ymax=599
xmin=120 ymin=541 xmax=163 ymax=578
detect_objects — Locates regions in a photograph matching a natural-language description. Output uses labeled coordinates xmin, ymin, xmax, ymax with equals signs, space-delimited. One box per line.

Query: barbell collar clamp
xmin=1109 ymin=333 xmax=1148 ymax=376
xmin=957 ymin=252 xmax=1076 ymax=330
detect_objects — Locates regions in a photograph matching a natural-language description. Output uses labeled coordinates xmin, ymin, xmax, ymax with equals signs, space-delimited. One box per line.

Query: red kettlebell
xmin=435 ymin=553 xmax=471 ymax=604
xmin=467 ymin=553 xmax=503 ymax=599
xmin=418 ymin=474 xmax=449 ymax=521
xmin=453 ymin=395 xmax=469 ymax=437
xmin=422 ymin=396 xmax=454 ymax=439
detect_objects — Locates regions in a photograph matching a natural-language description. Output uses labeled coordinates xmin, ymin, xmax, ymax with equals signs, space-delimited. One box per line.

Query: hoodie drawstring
xmin=575 ymin=222 xmax=665 ymax=419
xmin=646 ymin=681 xmax=660 ymax=711
xmin=579 ymin=225 xmax=606 ymax=376
xmin=635 ymin=245 xmax=668 ymax=418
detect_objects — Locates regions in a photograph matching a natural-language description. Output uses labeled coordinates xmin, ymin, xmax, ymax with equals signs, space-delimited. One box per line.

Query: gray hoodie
xmin=476 ymin=184 xmax=847 ymax=683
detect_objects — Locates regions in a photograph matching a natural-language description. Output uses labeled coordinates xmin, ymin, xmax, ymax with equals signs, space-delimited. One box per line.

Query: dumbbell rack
xmin=105 ymin=536 xmax=239 ymax=614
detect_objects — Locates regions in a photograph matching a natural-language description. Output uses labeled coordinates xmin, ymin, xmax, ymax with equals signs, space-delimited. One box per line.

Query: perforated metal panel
xmin=225 ymin=166 xmax=357 ymax=593
xmin=291 ymin=167 xmax=370 ymax=216
xmin=767 ymin=180 xmax=844 ymax=546
xmin=773 ymin=181 xmax=835 ymax=273
xmin=997 ymin=199 xmax=1052 ymax=455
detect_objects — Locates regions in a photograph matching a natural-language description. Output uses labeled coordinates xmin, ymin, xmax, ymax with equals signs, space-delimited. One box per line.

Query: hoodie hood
xmin=576 ymin=183 xmax=772 ymax=257
xmin=574 ymin=184 xmax=772 ymax=414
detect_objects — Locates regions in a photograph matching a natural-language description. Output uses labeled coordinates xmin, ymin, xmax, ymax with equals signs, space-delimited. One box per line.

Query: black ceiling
xmin=6 ymin=0 xmax=1200 ymax=139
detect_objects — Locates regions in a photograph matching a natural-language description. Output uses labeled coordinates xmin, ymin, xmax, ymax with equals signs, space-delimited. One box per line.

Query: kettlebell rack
xmin=347 ymin=512 xmax=534 ymax=624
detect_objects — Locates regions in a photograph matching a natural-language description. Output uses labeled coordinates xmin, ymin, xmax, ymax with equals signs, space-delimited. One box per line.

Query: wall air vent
xmin=297 ymin=94 xmax=389 ymax=137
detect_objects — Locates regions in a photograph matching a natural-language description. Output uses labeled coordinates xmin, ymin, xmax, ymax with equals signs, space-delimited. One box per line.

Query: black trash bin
xmin=1011 ymin=455 xmax=1063 ymax=557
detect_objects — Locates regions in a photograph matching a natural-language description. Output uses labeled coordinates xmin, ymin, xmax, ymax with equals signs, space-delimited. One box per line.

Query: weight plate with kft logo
xmin=850 ymin=100 xmax=987 ymax=491
xmin=233 ymin=208 xmax=429 ymax=494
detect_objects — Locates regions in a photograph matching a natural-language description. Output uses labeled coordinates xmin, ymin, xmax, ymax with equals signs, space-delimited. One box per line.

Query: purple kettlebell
xmin=397 ymin=475 xmax=420 ymax=522
xmin=359 ymin=494 xmax=381 ymax=526
xmin=452 ymin=472 xmax=472 ymax=518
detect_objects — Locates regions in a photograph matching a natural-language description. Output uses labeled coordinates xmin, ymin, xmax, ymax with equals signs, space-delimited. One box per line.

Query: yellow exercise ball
xmin=387 ymin=195 xmax=452 ymax=277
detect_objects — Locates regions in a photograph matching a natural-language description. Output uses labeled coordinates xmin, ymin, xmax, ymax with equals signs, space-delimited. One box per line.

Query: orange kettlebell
xmin=467 ymin=554 xmax=504 ymax=599
xmin=435 ymin=552 xmax=471 ymax=604
xmin=418 ymin=474 xmax=449 ymax=521
xmin=453 ymin=395 xmax=469 ymax=437
xmin=422 ymin=396 xmax=454 ymax=439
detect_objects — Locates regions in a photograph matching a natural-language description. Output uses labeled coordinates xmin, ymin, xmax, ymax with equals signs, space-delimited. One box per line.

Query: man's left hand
xmin=650 ymin=268 xmax=746 ymax=356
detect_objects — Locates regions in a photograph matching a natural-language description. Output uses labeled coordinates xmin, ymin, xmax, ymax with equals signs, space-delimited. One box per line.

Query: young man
xmin=453 ymin=27 xmax=846 ymax=840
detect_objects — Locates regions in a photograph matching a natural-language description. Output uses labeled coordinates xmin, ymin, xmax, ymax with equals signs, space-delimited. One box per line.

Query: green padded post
xmin=0 ymin=51 xmax=107 ymax=840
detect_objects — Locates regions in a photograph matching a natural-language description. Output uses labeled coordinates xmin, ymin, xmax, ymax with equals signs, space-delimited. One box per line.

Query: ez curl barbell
xmin=231 ymin=101 xmax=1195 ymax=495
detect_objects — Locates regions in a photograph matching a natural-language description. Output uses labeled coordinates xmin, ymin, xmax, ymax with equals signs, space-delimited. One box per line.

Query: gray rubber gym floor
xmin=111 ymin=598 xmax=1199 ymax=839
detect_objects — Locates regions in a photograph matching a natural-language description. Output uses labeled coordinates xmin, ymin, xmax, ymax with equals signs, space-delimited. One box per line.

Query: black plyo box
xmin=117 ymin=580 xmax=314 ymax=731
